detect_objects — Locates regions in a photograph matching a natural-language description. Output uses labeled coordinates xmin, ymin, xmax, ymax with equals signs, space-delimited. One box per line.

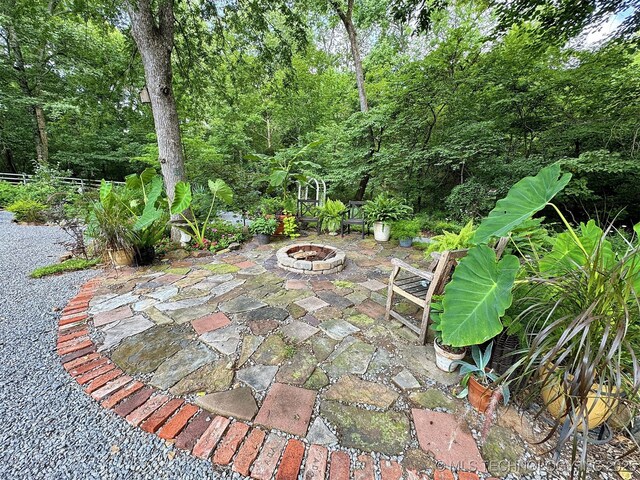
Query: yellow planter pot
xmin=541 ymin=370 xmax=618 ymax=431
xmin=106 ymin=249 xmax=133 ymax=267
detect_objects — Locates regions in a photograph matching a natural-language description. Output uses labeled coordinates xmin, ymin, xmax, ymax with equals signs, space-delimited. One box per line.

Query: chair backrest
xmin=346 ymin=201 xmax=366 ymax=219
xmin=297 ymin=199 xmax=319 ymax=218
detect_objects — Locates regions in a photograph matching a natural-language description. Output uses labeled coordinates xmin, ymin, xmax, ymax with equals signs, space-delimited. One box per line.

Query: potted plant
xmin=363 ymin=194 xmax=412 ymax=242
xmin=86 ymin=181 xmax=135 ymax=267
xmin=249 ymin=216 xmax=278 ymax=244
xmin=315 ymin=198 xmax=346 ymax=235
xmin=455 ymin=343 xmax=510 ymax=413
xmin=430 ymin=302 xmax=467 ymax=372
xmin=392 ymin=219 xmax=420 ymax=247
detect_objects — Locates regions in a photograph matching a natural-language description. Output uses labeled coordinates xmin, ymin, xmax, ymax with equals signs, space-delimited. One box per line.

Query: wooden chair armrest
xmin=391 ymin=258 xmax=435 ymax=281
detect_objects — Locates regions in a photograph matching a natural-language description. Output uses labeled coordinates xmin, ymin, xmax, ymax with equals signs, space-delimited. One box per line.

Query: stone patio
xmin=80 ymin=233 xmax=536 ymax=478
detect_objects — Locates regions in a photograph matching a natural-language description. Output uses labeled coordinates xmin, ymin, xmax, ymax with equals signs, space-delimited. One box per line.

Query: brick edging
xmin=57 ymin=278 xmax=477 ymax=480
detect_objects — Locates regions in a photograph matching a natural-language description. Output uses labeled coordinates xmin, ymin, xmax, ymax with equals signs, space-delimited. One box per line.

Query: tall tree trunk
xmin=6 ymin=25 xmax=49 ymax=165
xmin=127 ymin=0 xmax=186 ymax=240
xmin=330 ymin=0 xmax=373 ymax=200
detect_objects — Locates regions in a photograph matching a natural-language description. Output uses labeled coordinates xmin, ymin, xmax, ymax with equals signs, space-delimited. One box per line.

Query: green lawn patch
xmin=30 ymin=258 xmax=100 ymax=278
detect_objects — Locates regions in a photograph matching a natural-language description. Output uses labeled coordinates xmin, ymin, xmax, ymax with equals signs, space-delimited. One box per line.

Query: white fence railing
xmin=0 ymin=172 xmax=124 ymax=189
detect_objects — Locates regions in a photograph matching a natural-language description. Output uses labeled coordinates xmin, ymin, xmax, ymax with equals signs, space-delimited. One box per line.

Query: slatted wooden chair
xmin=297 ymin=199 xmax=321 ymax=234
xmin=385 ymin=237 xmax=509 ymax=344
xmin=341 ymin=201 xmax=368 ymax=238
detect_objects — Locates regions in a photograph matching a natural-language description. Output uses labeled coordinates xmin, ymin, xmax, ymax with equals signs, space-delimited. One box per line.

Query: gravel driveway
xmin=0 ymin=211 xmax=236 ymax=479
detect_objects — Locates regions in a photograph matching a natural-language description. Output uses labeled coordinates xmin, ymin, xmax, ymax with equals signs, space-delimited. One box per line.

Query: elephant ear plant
xmin=169 ymin=179 xmax=234 ymax=249
xmin=435 ymin=162 xmax=640 ymax=478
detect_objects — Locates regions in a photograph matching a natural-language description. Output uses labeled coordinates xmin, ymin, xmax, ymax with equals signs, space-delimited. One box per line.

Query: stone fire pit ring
xmin=276 ymin=243 xmax=346 ymax=275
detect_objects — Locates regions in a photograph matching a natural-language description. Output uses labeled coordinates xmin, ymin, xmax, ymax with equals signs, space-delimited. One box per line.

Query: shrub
xmin=445 ymin=178 xmax=496 ymax=220
xmin=415 ymin=213 xmax=463 ymax=235
xmin=0 ymin=181 xmax=19 ymax=208
xmin=30 ymin=258 xmax=99 ymax=278
xmin=363 ymin=194 xmax=412 ymax=223
xmin=7 ymin=199 xmax=48 ymax=223
xmin=392 ymin=219 xmax=421 ymax=240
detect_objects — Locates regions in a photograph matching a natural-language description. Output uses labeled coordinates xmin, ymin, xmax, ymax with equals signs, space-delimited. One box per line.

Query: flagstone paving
xmin=57 ymin=234 xmax=541 ymax=479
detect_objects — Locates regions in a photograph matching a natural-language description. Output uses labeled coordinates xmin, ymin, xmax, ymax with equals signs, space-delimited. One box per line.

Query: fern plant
xmin=425 ymin=220 xmax=475 ymax=255
xmin=315 ymin=198 xmax=346 ymax=233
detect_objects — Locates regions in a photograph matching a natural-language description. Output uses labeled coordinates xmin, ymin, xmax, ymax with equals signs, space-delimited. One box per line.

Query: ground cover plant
xmin=30 ymin=258 xmax=99 ymax=278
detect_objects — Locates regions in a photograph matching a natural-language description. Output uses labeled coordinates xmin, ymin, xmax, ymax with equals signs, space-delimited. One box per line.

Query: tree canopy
xmin=1 ymin=0 xmax=638 ymax=223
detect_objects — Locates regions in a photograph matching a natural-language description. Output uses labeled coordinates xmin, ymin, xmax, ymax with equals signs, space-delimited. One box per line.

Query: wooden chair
xmin=341 ymin=201 xmax=368 ymax=238
xmin=385 ymin=237 xmax=509 ymax=345
xmin=297 ymin=199 xmax=321 ymax=234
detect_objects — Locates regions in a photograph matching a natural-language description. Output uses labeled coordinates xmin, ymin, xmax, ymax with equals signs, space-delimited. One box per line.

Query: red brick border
xmin=57 ymin=278 xmax=491 ymax=480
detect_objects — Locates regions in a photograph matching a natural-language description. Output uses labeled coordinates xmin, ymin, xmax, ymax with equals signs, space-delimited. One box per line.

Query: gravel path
xmin=0 ymin=211 xmax=238 ymax=479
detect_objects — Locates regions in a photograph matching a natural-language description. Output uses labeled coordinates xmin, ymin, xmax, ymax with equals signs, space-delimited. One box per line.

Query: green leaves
xmin=208 ymin=179 xmax=233 ymax=204
xmin=439 ymin=245 xmax=520 ymax=347
xmin=170 ymin=182 xmax=193 ymax=215
xmin=539 ymin=220 xmax=614 ymax=275
xmin=474 ymin=163 xmax=572 ymax=244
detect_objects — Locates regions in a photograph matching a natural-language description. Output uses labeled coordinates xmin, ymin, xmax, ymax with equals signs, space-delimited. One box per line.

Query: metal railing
xmin=0 ymin=172 xmax=124 ymax=189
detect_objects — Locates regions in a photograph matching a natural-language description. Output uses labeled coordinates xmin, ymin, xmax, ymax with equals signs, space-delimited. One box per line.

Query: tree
xmin=126 ymin=0 xmax=185 ymax=231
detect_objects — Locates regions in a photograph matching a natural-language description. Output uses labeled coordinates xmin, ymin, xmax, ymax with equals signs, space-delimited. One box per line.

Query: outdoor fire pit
xmin=276 ymin=243 xmax=346 ymax=274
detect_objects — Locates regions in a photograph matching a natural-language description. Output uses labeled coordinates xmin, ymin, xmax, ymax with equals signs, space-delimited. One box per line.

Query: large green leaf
xmin=208 ymin=179 xmax=233 ymax=204
xmin=439 ymin=245 xmax=520 ymax=347
xmin=539 ymin=220 xmax=614 ymax=274
xmin=133 ymin=204 xmax=163 ymax=231
xmin=474 ymin=164 xmax=571 ymax=244
xmin=99 ymin=180 xmax=112 ymax=204
xmin=170 ymin=181 xmax=192 ymax=215
xmin=268 ymin=170 xmax=288 ymax=187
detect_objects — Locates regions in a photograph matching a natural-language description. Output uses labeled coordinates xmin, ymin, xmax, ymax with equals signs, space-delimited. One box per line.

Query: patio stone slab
xmin=320 ymin=400 xmax=410 ymax=455
xmin=279 ymin=321 xmax=319 ymax=344
xmin=237 ymin=365 xmax=279 ymax=392
xmin=306 ymin=417 xmax=338 ymax=446
xmin=237 ymin=335 xmax=264 ymax=367
xmin=191 ymin=312 xmax=231 ymax=335
xmin=155 ymin=295 xmax=212 ymax=312
xmin=316 ymin=291 xmax=354 ymax=309
xmin=169 ymin=360 xmax=234 ymax=395
xmin=392 ymin=369 xmax=421 ymax=390
xmin=208 ymin=279 xmax=246 ymax=297
xmin=346 ymin=313 xmax=375 ymax=328
xmin=309 ymin=336 xmax=338 ymax=362
xmin=237 ymin=306 xmax=289 ymax=323
xmin=360 ymin=280 xmax=387 ymax=292
xmin=409 ymin=389 xmax=457 ymax=411
xmin=200 ymin=325 xmax=243 ymax=356
xmin=89 ymin=292 xmax=139 ymax=315
xmin=285 ymin=279 xmax=307 ymax=290
xmin=111 ymin=325 xmax=193 ymax=374
xmin=255 ymin=383 xmax=316 ymax=436
xmin=303 ymin=368 xmax=329 ymax=390
xmin=219 ymin=295 xmax=266 ymax=314
xmin=251 ymin=335 xmax=289 ymax=366
xmin=400 ymin=345 xmax=460 ymax=386
xmin=264 ymin=289 xmax=312 ymax=307
xmin=93 ymin=305 xmax=133 ymax=327
xmin=324 ymin=340 xmax=375 ymax=379
xmin=196 ymin=387 xmax=258 ymax=421
xmin=132 ymin=298 xmax=158 ymax=312
xmin=355 ymin=299 xmax=386 ymax=320
xmin=150 ymin=341 xmax=217 ymax=389
xmin=318 ymin=319 xmax=360 ymax=340
xmin=99 ymin=315 xmax=154 ymax=351
xmin=294 ymin=296 xmax=329 ymax=312
xmin=324 ymin=375 xmax=399 ymax=409
xmin=249 ymin=319 xmax=279 ymax=335
xmin=412 ymin=409 xmax=486 ymax=472
xmin=169 ymin=303 xmax=217 ymax=324
xmin=144 ymin=307 xmax=173 ymax=325
xmin=201 ymin=263 xmax=240 ymax=275
xmin=276 ymin=349 xmax=318 ymax=386
xmin=146 ymin=286 xmax=179 ymax=302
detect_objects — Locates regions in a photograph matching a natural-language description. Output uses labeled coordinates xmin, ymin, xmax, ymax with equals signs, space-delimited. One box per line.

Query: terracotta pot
xmin=106 ymin=249 xmax=133 ymax=267
xmin=434 ymin=340 xmax=466 ymax=372
xmin=540 ymin=366 xmax=618 ymax=430
xmin=468 ymin=376 xmax=499 ymax=413
xmin=274 ymin=214 xmax=286 ymax=235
